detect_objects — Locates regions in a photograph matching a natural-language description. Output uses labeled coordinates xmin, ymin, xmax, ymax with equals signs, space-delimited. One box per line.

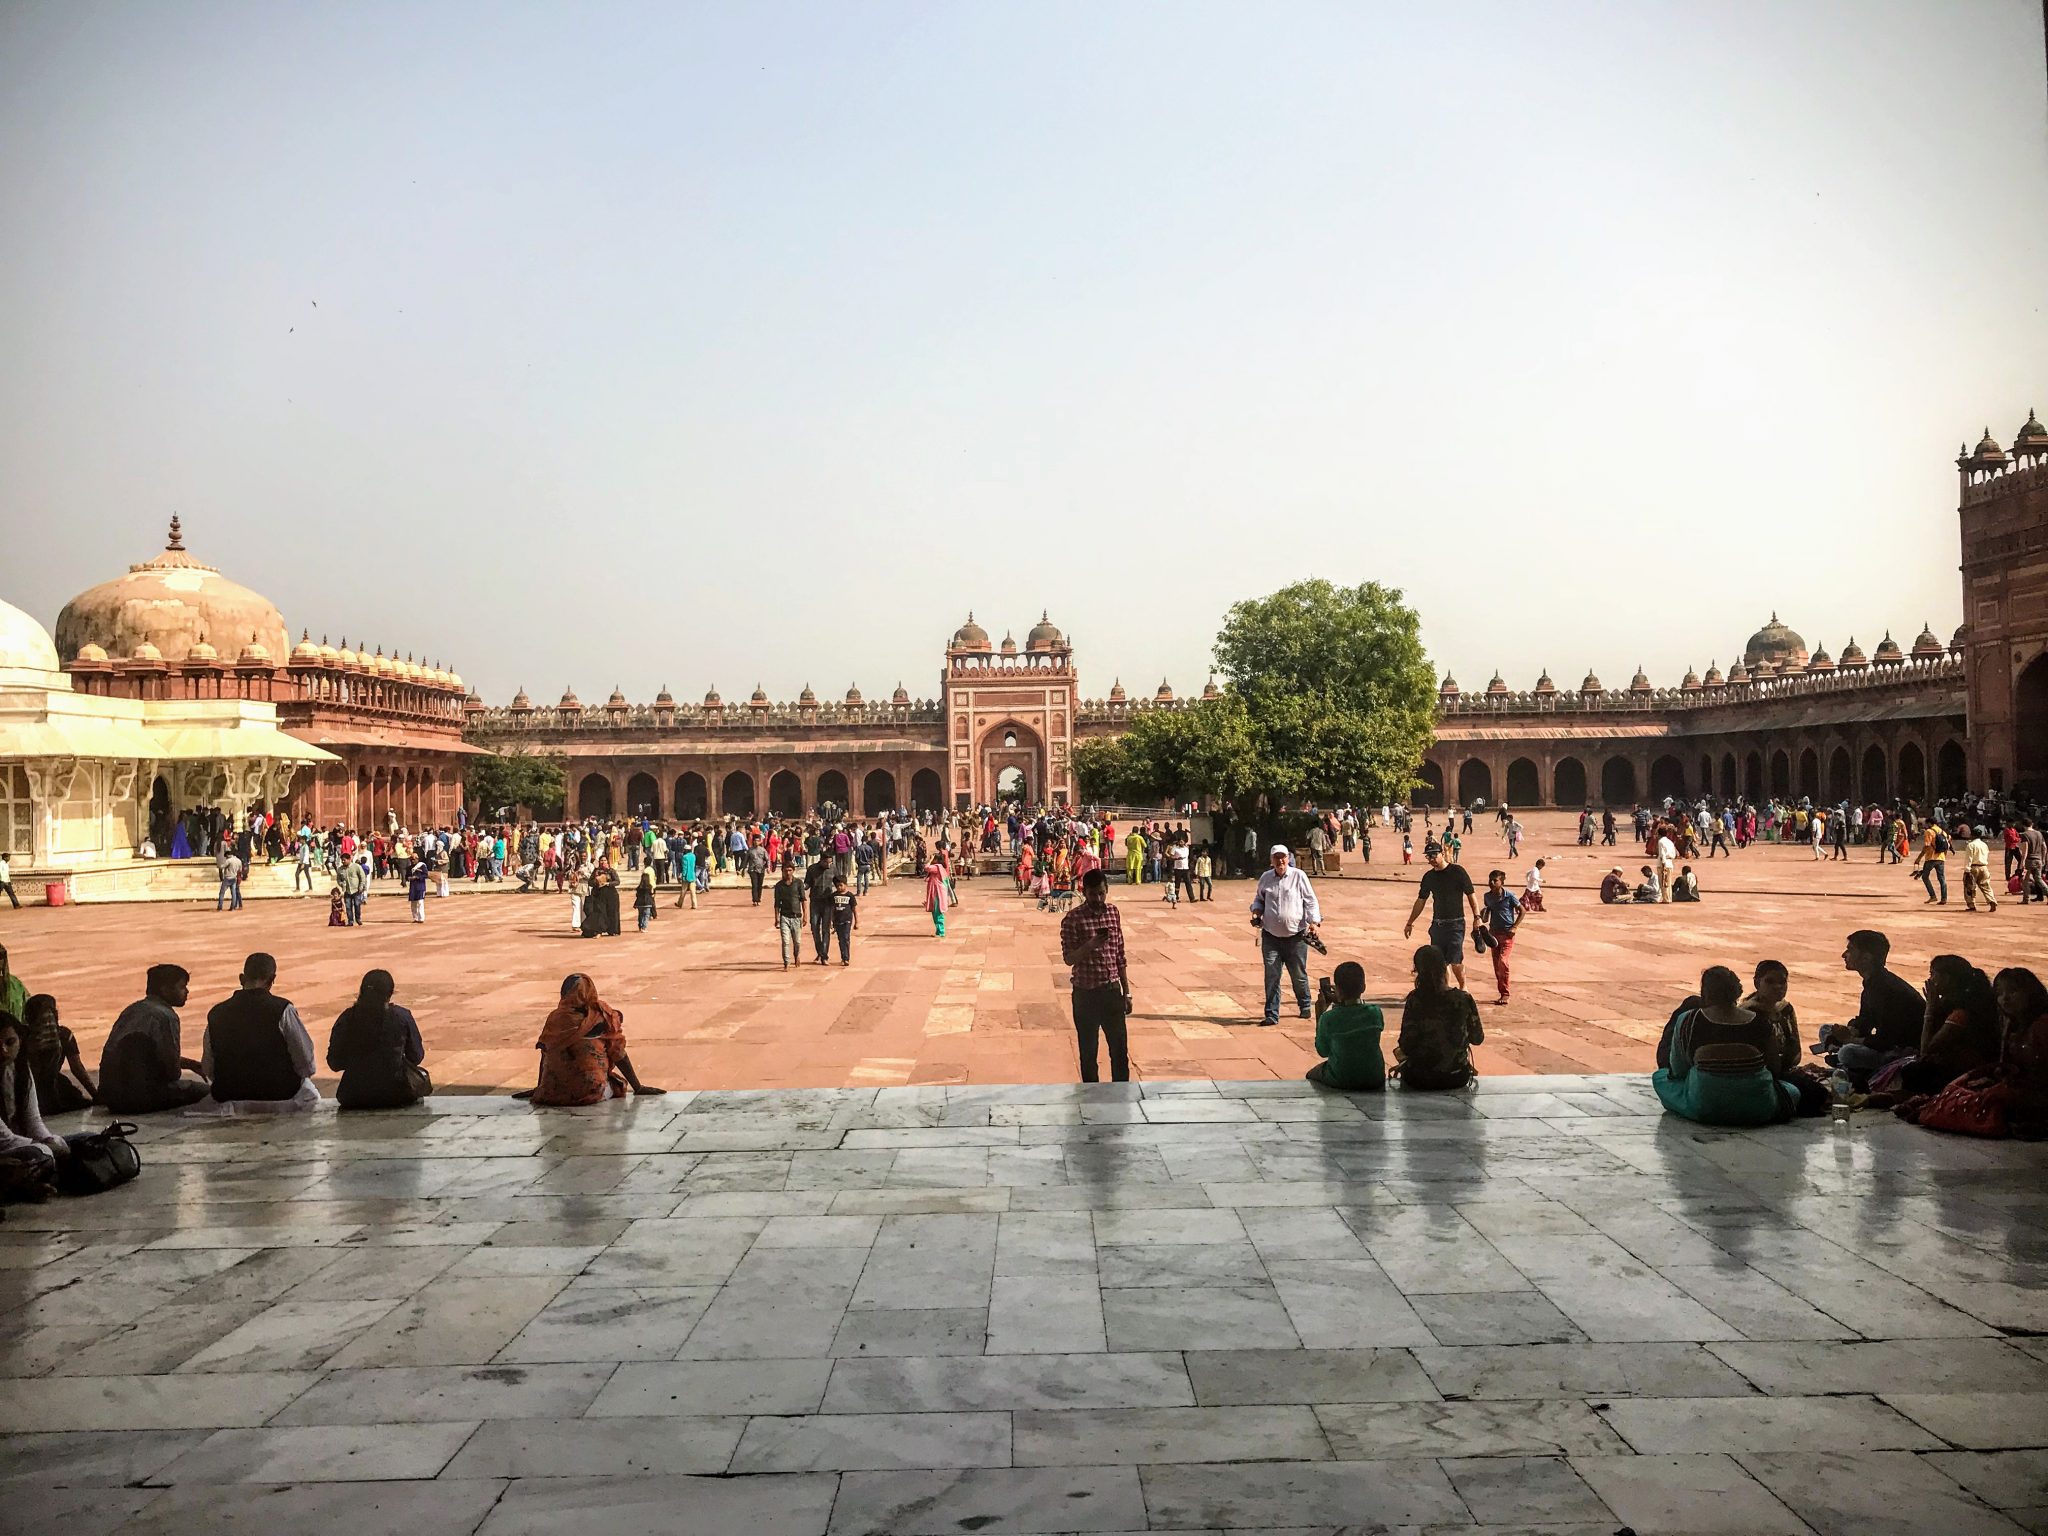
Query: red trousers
xmin=1490 ymin=931 xmax=1514 ymax=1000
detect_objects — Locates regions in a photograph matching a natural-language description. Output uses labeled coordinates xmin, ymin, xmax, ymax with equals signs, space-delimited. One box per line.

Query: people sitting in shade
xmin=98 ymin=965 xmax=211 ymax=1114
xmin=326 ymin=969 xmax=432 ymax=1110
xmin=1858 ymin=954 xmax=2002 ymax=1108
xmin=201 ymin=952 xmax=320 ymax=1110
xmin=1305 ymin=961 xmax=1384 ymax=1092
xmin=1671 ymin=864 xmax=1701 ymax=902
xmin=19 ymin=994 xmax=95 ymax=1113
xmin=1392 ymin=946 xmax=1484 ymax=1090
xmin=1653 ymin=964 xmax=1800 ymax=1126
xmin=528 ymin=974 xmax=664 ymax=1106
xmin=1815 ymin=929 xmax=1925 ymax=1089
xmin=1598 ymin=867 xmax=1630 ymax=904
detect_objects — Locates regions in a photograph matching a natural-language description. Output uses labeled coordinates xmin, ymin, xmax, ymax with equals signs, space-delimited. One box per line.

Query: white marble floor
xmin=6 ymin=1077 xmax=2048 ymax=1535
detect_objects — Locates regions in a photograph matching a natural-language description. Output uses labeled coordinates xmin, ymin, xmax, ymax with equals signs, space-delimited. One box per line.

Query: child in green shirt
xmin=1307 ymin=961 xmax=1385 ymax=1091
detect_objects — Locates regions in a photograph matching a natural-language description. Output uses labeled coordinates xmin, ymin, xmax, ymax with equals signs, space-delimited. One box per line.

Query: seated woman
xmin=0 ymin=1014 xmax=76 ymax=1202
xmin=1672 ymin=865 xmax=1701 ymax=902
xmin=1743 ymin=959 xmax=1829 ymax=1117
xmin=1306 ymin=961 xmax=1385 ymax=1092
xmin=1653 ymin=965 xmax=1798 ymax=1126
xmin=530 ymin=974 xmax=664 ymax=1106
xmin=1393 ymin=946 xmax=1484 ymax=1090
xmin=1599 ymin=867 xmax=1630 ymax=904
xmin=20 ymin=994 xmax=95 ymax=1113
xmin=1885 ymin=955 xmax=2001 ymax=1104
xmin=326 ymin=969 xmax=432 ymax=1111
xmin=1997 ymin=967 xmax=2048 ymax=1139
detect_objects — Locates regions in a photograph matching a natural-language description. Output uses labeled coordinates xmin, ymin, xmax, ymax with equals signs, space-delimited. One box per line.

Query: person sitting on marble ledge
xmin=1391 ymin=945 xmax=1484 ymax=1091
xmin=19 ymin=992 xmax=96 ymax=1113
xmin=525 ymin=973 xmax=665 ymax=1107
xmin=0 ymin=1012 xmax=83 ymax=1203
xmin=97 ymin=964 xmax=211 ymax=1115
xmin=1306 ymin=961 xmax=1386 ymax=1092
xmin=326 ymin=968 xmax=433 ymax=1111
xmin=198 ymin=952 xmax=322 ymax=1112
xmin=1653 ymin=964 xmax=1800 ymax=1127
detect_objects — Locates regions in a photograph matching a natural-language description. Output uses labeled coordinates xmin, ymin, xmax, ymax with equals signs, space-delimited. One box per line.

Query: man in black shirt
xmin=772 ymin=865 xmax=805 ymax=970
xmin=805 ymin=856 xmax=837 ymax=966
xmin=1821 ymin=929 xmax=1924 ymax=1087
xmin=1402 ymin=843 xmax=1480 ymax=991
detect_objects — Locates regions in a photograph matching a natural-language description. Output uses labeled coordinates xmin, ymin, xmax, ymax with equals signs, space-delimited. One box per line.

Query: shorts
xmin=1428 ymin=917 xmax=1467 ymax=966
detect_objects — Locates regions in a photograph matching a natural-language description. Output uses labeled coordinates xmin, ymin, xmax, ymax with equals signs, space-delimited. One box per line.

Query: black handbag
xmin=57 ymin=1121 xmax=142 ymax=1196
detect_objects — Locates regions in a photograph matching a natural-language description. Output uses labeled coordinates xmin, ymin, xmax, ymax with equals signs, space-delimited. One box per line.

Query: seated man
xmin=1633 ymin=865 xmax=1662 ymax=902
xmin=201 ymin=953 xmax=320 ymax=1109
xmin=1817 ymin=928 xmax=1924 ymax=1088
xmin=1653 ymin=964 xmax=1799 ymax=1126
xmin=1306 ymin=961 xmax=1385 ymax=1092
xmin=1672 ymin=864 xmax=1701 ymax=902
xmin=99 ymin=965 xmax=211 ymax=1114
xmin=1599 ymin=867 xmax=1630 ymax=904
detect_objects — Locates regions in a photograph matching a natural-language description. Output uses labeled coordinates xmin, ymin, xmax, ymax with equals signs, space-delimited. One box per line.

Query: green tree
xmin=1213 ymin=578 xmax=1437 ymax=808
xmin=468 ymin=746 xmax=567 ymax=821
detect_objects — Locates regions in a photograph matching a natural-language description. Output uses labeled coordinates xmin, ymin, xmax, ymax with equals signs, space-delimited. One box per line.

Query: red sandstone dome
xmin=1702 ymin=662 xmax=1725 ymax=688
xmin=1837 ymin=638 xmax=1869 ymax=668
xmin=844 ymin=683 xmax=862 ymax=704
xmin=1201 ymin=675 xmax=1220 ymax=699
xmin=892 ymin=682 xmax=910 ymax=704
xmin=2015 ymin=410 xmax=2048 ymax=457
xmin=1579 ymin=669 xmax=1602 ymax=694
xmin=1438 ymin=673 xmax=1459 ymax=698
xmin=950 ymin=614 xmax=991 ymax=652
xmin=1533 ymin=669 xmax=1557 ymax=696
xmin=1806 ymin=645 xmax=1835 ymax=673
xmin=1872 ymin=632 xmax=1905 ymax=665
xmin=1911 ymin=623 xmax=1945 ymax=660
xmin=1485 ymin=671 xmax=1508 ymax=696
xmin=1025 ymin=612 xmax=1065 ymax=652
xmin=56 ymin=517 xmax=291 ymax=667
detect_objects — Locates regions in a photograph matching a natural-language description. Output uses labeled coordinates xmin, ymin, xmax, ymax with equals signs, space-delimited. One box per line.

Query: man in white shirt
xmin=1249 ymin=844 xmax=1321 ymax=1026
xmin=1656 ymin=832 xmax=1677 ymax=903
xmin=0 ymin=852 xmax=16 ymax=909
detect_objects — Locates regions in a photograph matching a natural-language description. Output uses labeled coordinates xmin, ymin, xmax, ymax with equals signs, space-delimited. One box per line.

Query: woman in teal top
xmin=1307 ymin=961 xmax=1386 ymax=1091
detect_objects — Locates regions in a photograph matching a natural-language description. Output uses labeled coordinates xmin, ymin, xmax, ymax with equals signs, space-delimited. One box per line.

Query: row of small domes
xmin=1960 ymin=410 xmax=2048 ymax=468
xmin=69 ymin=629 xmax=462 ymax=689
xmin=513 ymin=682 xmax=919 ymax=710
xmin=1443 ymin=623 xmax=1959 ymax=697
xmin=949 ymin=611 xmax=1070 ymax=653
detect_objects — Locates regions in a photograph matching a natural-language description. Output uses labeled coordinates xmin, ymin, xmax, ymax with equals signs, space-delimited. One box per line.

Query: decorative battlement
xmin=1438 ymin=651 xmax=1962 ymax=718
xmin=471 ymin=699 xmax=946 ymax=732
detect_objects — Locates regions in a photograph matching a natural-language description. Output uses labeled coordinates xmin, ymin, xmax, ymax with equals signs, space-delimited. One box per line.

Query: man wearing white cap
xmin=1250 ymin=843 xmax=1321 ymax=1026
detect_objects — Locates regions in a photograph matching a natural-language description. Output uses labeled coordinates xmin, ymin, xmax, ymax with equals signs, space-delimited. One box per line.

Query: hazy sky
xmin=4 ymin=1 xmax=2045 ymax=704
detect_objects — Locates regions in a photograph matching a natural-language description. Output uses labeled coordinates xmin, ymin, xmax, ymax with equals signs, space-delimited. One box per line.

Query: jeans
xmin=833 ymin=915 xmax=853 ymax=962
xmin=777 ymin=914 xmax=802 ymax=965
xmin=217 ymin=878 xmax=241 ymax=911
xmin=1837 ymin=1039 xmax=1909 ymax=1087
xmin=1260 ymin=931 xmax=1311 ymax=1023
xmin=856 ymin=865 xmax=870 ymax=895
xmin=750 ymin=870 xmax=766 ymax=904
xmin=344 ymin=892 xmax=365 ymax=925
xmin=810 ymin=907 xmax=831 ymax=962
xmin=637 ymin=907 xmax=650 ymax=931
xmin=0 ymin=878 xmax=18 ymax=909
xmin=1919 ymin=862 xmax=1948 ymax=902
xmin=1072 ymin=984 xmax=1130 ymax=1082
xmin=294 ymin=864 xmax=313 ymax=891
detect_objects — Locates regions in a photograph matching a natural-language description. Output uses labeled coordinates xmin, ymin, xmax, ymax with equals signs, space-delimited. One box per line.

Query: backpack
xmin=1933 ymin=829 xmax=1952 ymax=856
xmin=57 ymin=1122 xmax=142 ymax=1196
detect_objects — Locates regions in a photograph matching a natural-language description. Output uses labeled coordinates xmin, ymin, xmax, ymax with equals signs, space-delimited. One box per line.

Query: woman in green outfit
xmin=1306 ymin=961 xmax=1385 ymax=1091
xmin=1653 ymin=964 xmax=1799 ymax=1126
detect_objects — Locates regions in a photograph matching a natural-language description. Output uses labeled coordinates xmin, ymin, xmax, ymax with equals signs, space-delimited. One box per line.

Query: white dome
xmin=0 ymin=596 xmax=61 ymax=673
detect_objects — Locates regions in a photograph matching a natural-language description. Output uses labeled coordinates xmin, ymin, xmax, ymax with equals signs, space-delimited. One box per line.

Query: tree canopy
xmin=467 ymin=745 xmax=567 ymax=821
xmin=1079 ymin=579 xmax=1436 ymax=810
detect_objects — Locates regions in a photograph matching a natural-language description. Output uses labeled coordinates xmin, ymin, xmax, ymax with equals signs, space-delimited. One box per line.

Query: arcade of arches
xmin=570 ymin=759 xmax=948 ymax=822
xmin=1413 ymin=725 xmax=1971 ymax=809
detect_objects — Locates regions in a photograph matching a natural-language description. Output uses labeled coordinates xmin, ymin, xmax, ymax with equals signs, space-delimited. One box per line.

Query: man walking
xmin=772 ymin=863 xmax=804 ymax=969
xmin=1305 ymin=820 xmax=1328 ymax=876
xmin=806 ymin=853 xmax=836 ymax=965
xmin=337 ymin=853 xmax=367 ymax=925
xmin=830 ymin=874 xmax=859 ymax=966
xmin=1962 ymin=825 xmax=1999 ymax=913
xmin=216 ymin=843 xmax=244 ymax=912
xmin=0 ymin=851 xmax=18 ymax=909
xmin=1059 ymin=868 xmax=1132 ymax=1081
xmin=1250 ymin=844 xmax=1321 ymax=1026
xmin=1655 ymin=827 xmax=1677 ymax=903
xmin=746 ymin=838 xmax=769 ymax=904
xmin=1480 ymin=869 xmax=1522 ymax=1006
xmin=2023 ymin=818 xmax=2048 ymax=904
xmin=1403 ymin=842 xmax=1478 ymax=991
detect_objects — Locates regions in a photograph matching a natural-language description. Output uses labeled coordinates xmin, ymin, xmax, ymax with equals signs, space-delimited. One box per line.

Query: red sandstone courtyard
xmin=4 ymin=812 xmax=2032 ymax=1093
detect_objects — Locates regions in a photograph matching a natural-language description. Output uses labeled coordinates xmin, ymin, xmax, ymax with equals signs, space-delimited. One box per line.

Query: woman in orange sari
xmin=529 ymin=974 xmax=664 ymax=1106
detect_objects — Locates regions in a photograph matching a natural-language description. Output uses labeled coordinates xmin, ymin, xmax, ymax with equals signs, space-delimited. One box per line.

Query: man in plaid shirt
xmin=1060 ymin=868 xmax=1133 ymax=1082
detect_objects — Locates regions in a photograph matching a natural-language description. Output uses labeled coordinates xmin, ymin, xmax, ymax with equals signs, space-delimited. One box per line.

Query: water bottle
xmin=1829 ymin=1069 xmax=1853 ymax=1130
